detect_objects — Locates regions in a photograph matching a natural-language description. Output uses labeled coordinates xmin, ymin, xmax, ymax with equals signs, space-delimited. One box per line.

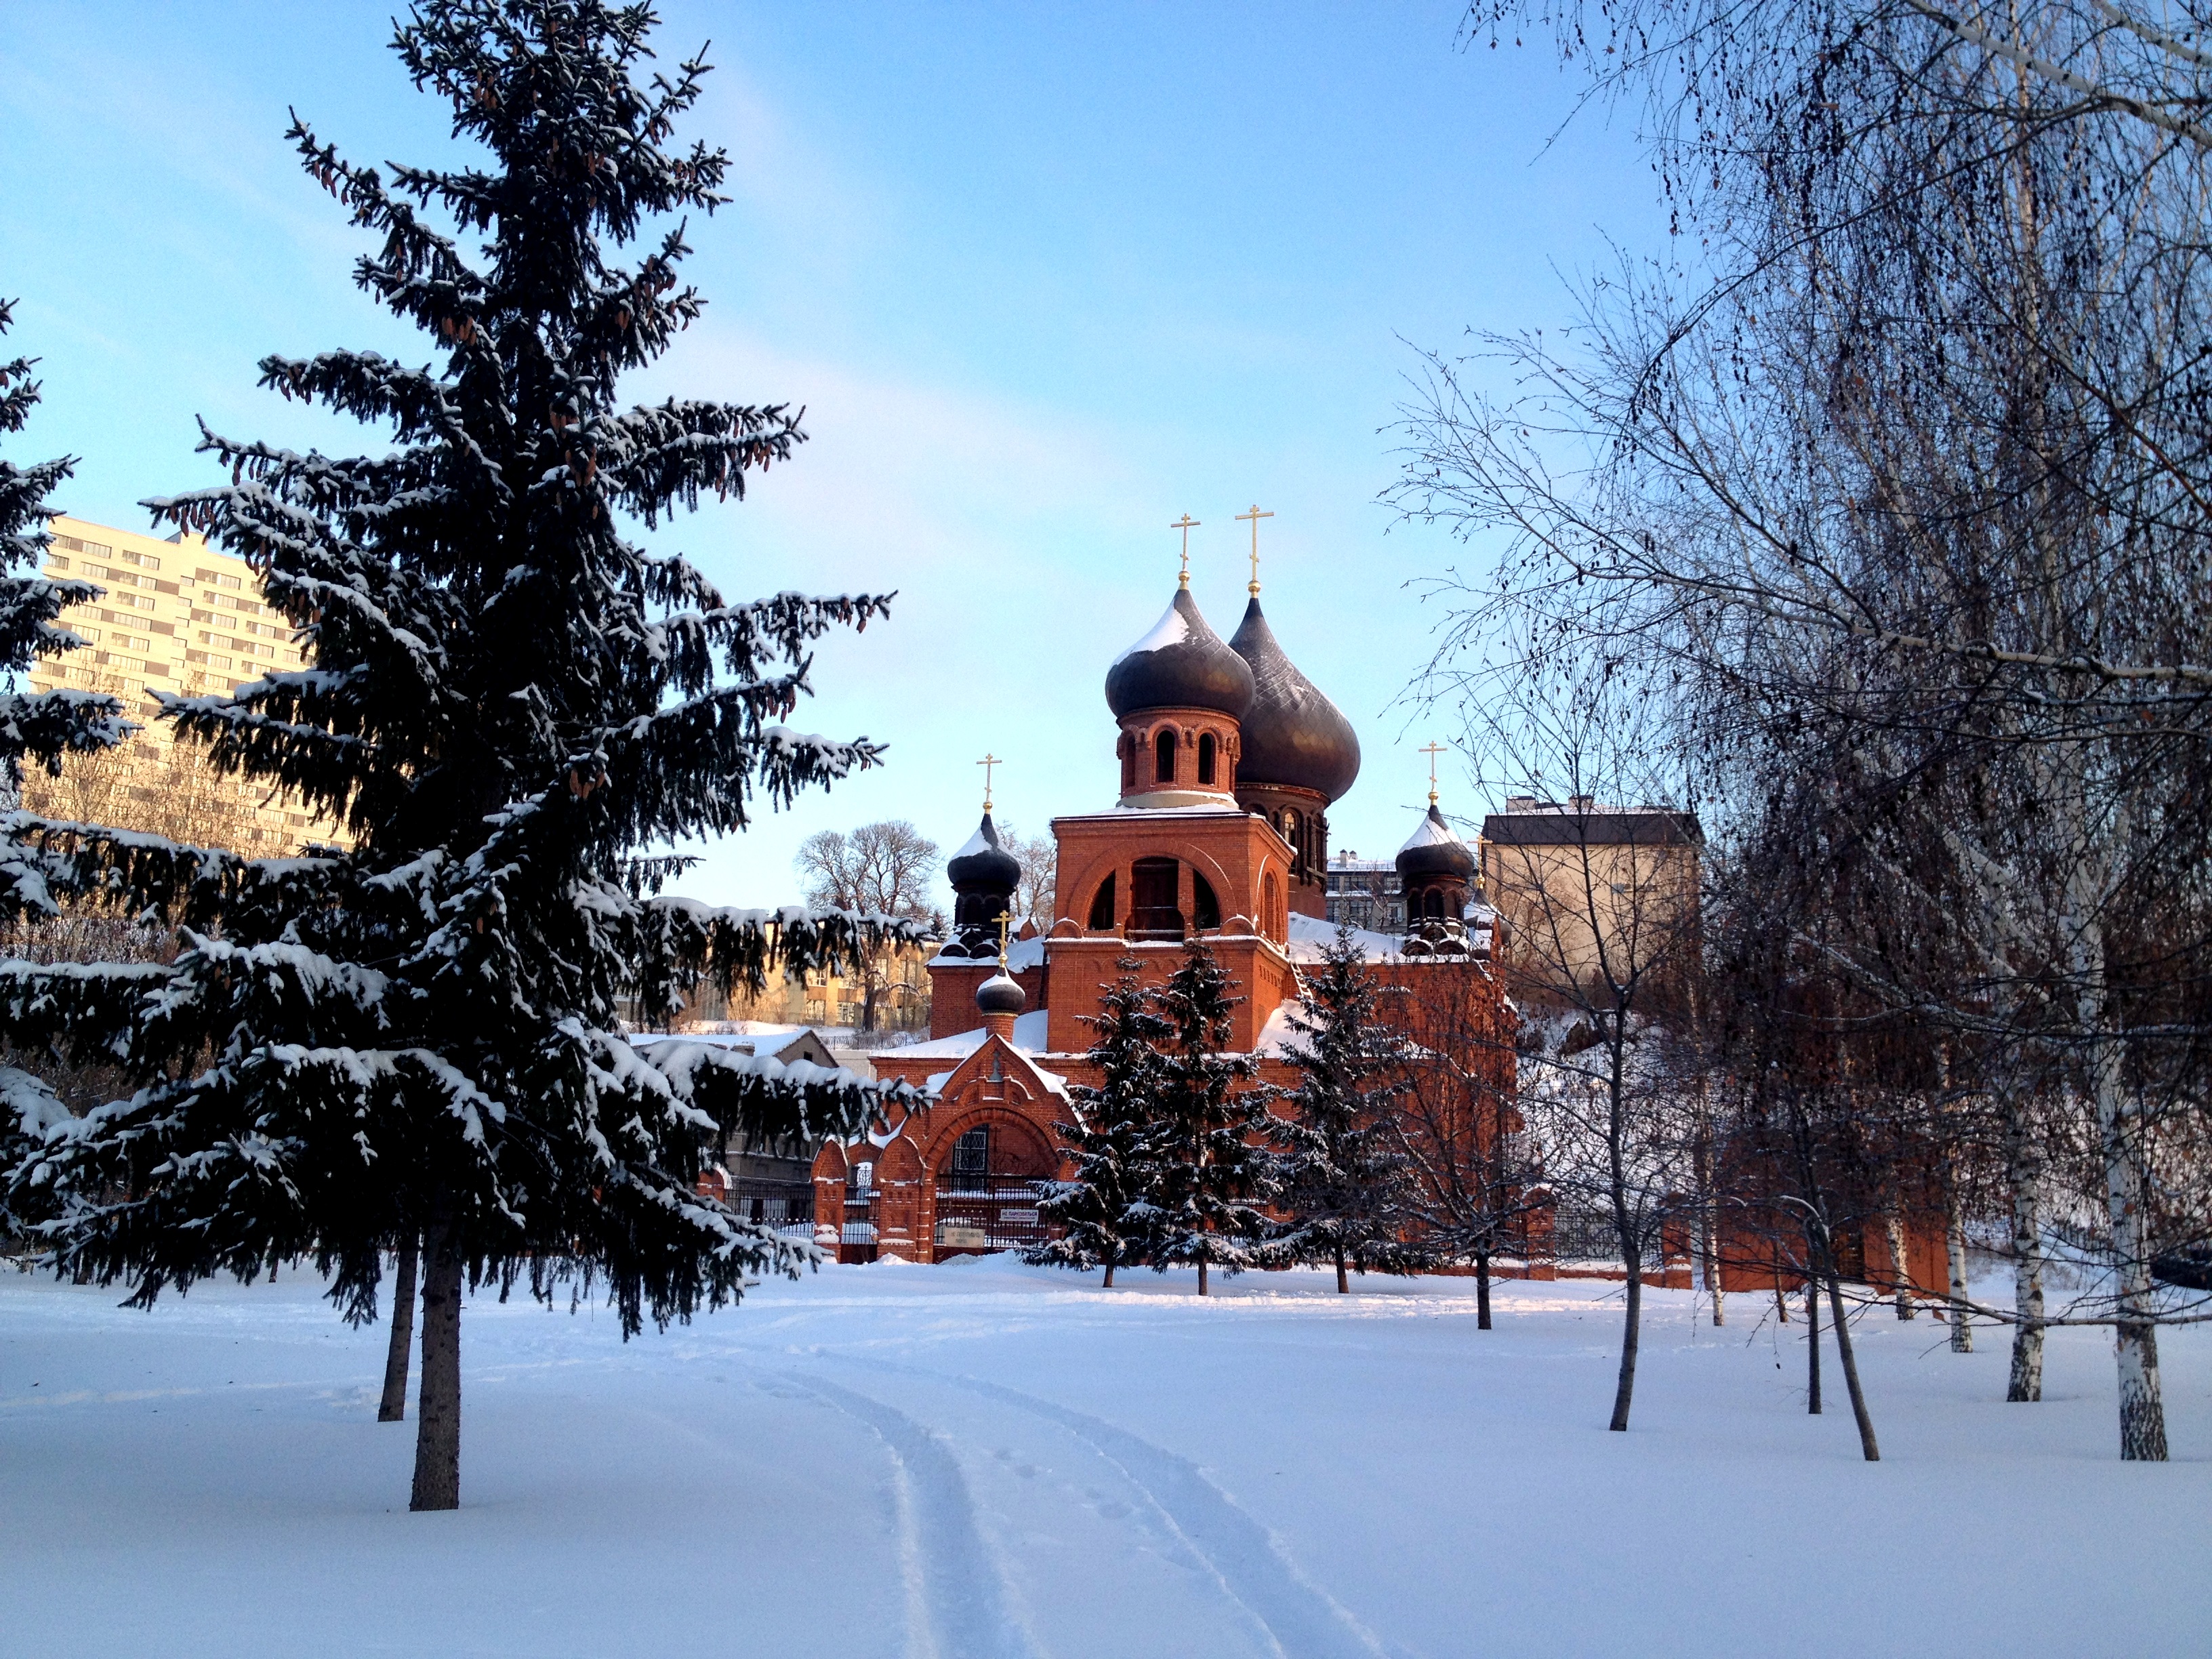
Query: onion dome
xmin=1397 ymin=802 xmax=1475 ymax=882
xmin=1105 ymin=587 xmax=1255 ymax=720
xmin=947 ymin=813 xmax=1021 ymax=896
xmin=976 ymin=971 xmax=1026 ymax=1019
xmin=1228 ymin=597 xmax=1361 ymax=803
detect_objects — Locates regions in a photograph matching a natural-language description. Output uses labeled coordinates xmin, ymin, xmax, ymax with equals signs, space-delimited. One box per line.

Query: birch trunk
xmin=1946 ymin=1174 xmax=1973 ymax=1353
xmin=2089 ymin=1023 xmax=2167 ymax=1458
xmin=2004 ymin=1111 xmax=2046 ymax=1404
xmin=1606 ymin=1037 xmax=1641 ymax=1433
xmin=1884 ymin=1210 xmax=1914 ymax=1319
xmin=1695 ymin=1125 xmax=1724 ymax=1327
xmin=409 ymin=1219 xmax=464 ymax=1512
xmin=377 ymin=1237 xmax=419 ymax=1423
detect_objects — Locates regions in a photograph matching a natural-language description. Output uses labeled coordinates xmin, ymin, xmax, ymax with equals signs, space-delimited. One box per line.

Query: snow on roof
xmin=628 ymin=1025 xmax=821 ymax=1059
xmin=893 ymin=1008 xmax=1052 ymax=1060
xmin=928 ymin=935 xmax=1047 ymax=972
xmin=1399 ymin=808 xmax=1469 ymax=854
xmin=1111 ymin=598 xmax=1191 ymax=663
xmin=1254 ymin=1001 xmax=1313 ymax=1059
xmin=1285 ymin=909 xmax=1404 ymax=963
xmin=950 ymin=823 xmax=999 ymax=862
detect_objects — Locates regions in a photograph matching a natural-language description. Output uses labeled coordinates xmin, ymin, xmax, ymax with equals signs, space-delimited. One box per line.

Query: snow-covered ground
xmin=3 ymin=1258 xmax=2204 ymax=1658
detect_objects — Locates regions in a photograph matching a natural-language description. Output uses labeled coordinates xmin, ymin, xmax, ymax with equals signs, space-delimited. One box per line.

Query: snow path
xmin=788 ymin=1373 xmax=1043 ymax=1659
xmin=4 ymin=1257 xmax=2209 ymax=1657
xmin=833 ymin=1357 xmax=1387 ymax=1659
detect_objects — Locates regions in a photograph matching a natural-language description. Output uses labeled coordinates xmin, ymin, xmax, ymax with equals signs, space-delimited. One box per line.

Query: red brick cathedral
xmin=813 ymin=557 xmax=1517 ymax=1263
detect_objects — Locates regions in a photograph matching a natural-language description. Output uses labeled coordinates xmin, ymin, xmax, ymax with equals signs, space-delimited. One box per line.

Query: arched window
xmin=1426 ymin=889 xmax=1446 ymax=919
xmin=949 ymin=1126 xmax=989 ymax=1193
xmin=1197 ymin=731 xmax=1217 ymax=786
xmin=1193 ymin=871 xmax=1221 ymax=930
xmin=1155 ymin=729 xmax=1177 ymax=784
xmin=1131 ymin=857 xmax=1183 ymax=940
xmin=1120 ymin=733 xmax=1134 ymax=791
xmin=1088 ymin=872 xmax=1116 ymax=930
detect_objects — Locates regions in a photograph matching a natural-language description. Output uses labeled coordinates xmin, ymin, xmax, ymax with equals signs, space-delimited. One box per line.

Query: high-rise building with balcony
xmin=22 ymin=514 xmax=348 ymax=855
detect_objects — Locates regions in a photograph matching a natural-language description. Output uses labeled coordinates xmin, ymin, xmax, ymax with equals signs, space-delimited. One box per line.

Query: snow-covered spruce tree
xmin=1149 ymin=939 xmax=1271 ymax=1297
xmin=1269 ymin=925 xmax=1422 ymax=1294
xmin=0 ymin=298 xmax=138 ymax=1221
xmin=0 ymin=1 xmax=914 ymax=1512
xmin=1027 ymin=956 xmax=1169 ymax=1287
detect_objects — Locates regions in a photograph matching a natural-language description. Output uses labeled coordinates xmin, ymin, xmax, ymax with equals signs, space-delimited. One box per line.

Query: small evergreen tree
xmin=0 ymin=299 xmax=136 ymax=1218
xmin=1 ymin=1 xmax=913 ymax=1511
xmin=1028 ymin=956 xmax=1167 ymax=1286
xmin=1269 ymin=925 xmax=1422 ymax=1292
xmin=1149 ymin=938 xmax=1271 ymax=1296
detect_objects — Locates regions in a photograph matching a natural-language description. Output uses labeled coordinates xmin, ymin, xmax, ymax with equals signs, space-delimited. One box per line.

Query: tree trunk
xmin=409 ymin=1221 xmax=464 ymax=1512
xmin=1805 ymin=1271 xmax=1822 ymax=1415
xmin=377 ymin=1237 xmax=419 ymax=1423
xmin=1197 ymin=1254 xmax=1209 ymax=1298
xmin=1103 ymin=1258 xmax=1115 ymax=1290
xmin=1945 ymin=1174 xmax=1973 ymax=1354
xmin=1884 ymin=1210 xmax=1914 ymax=1319
xmin=2005 ymin=1113 xmax=2045 ymax=1403
xmin=1694 ymin=1120 xmax=1724 ymax=1326
xmin=2091 ymin=1044 xmax=2167 ymax=1458
xmin=1609 ymin=1260 xmax=1641 ymax=1432
xmin=1773 ymin=1277 xmax=1788 ymax=1324
xmin=1824 ymin=1264 xmax=1881 ymax=1461
xmin=1475 ymin=1249 xmax=1492 ymax=1330
xmin=1336 ymin=1244 xmax=1349 ymax=1295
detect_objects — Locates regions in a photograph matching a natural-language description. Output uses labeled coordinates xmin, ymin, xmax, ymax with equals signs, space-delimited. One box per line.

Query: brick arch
xmin=922 ymin=1101 xmax=1061 ymax=1179
xmin=1059 ymin=842 xmax=1244 ymax=935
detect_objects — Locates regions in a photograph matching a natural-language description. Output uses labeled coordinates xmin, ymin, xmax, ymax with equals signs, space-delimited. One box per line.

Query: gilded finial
xmin=1235 ymin=504 xmax=1273 ymax=594
xmin=994 ymin=909 xmax=1012 ymax=970
xmin=1171 ymin=514 xmax=1199 ymax=588
xmin=1419 ymin=741 xmax=1449 ymax=805
xmin=977 ymin=752 xmax=1001 ymax=813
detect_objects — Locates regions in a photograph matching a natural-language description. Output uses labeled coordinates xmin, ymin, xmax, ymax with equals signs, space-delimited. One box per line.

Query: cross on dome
xmin=1170 ymin=514 xmax=1200 ymax=588
xmin=1235 ymin=504 xmax=1273 ymax=594
xmin=977 ymin=752 xmax=1002 ymax=811
xmin=1419 ymin=740 xmax=1450 ymax=804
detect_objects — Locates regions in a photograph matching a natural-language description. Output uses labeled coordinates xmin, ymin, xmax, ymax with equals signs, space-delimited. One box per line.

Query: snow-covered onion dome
xmin=1105 ymin=586 xmax=1255 ymax=721
xmin=976 ymin=970 xmax=1027 ymax=1018
xmin=1227 ymin=596 xmax=1360 ymax=804
xmin=1397 ymin=802 xmax=1475 ymax=956
xmin=945 ymin=812 xmax=1022 ymax=958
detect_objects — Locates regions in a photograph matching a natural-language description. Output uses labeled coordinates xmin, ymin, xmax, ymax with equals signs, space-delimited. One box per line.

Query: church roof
xmin=1227 ymin=596 xmax=1360 ymax=802
xmin=947 ymin=811 xmax=1022 ymax=893
xmin=1397 ymin=802 xmax=1476 ymax=880
xmin=1105 ymin=587 xmax=1255 ymax=720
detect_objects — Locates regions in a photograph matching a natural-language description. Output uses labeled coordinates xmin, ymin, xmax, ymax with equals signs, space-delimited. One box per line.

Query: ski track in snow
xmin=825 ymin=1357 xmax=1388 ymax=1659
xmin=787 ymin=1373 xmax=1044 ymax=1659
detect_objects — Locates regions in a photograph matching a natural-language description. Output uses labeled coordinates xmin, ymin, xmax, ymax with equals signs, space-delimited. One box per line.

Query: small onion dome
xmin=947 ymin=812 xmax=1021 ymax=896
xmin=1105 ymin=587 xmax=1255 ymax=720
xmin=1228 ymin=596 xmax=1361 ymax=803
xmin=1397 ymin=802 xmax=1475 ymax=882
xmin=976 ymin=971 xmax=1027 ymax=1018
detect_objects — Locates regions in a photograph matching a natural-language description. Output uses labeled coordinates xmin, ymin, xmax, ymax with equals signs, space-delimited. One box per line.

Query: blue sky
xmin=5 ymin=2 xmax=1666 ymax=910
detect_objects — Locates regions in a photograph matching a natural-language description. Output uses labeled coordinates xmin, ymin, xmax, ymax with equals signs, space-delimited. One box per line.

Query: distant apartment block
xmin=23 ymin=514 xmax=347 ymax=855
xmin=1324 ymin=849 xmax=1405 ymax=935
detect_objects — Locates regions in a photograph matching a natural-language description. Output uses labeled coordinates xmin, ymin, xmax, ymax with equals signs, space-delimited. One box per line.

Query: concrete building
xmin=1323 ymin=848 xmax=1404 ymax=934
xmin=1478 ymin=797 xmax=1701 ymax=997
xmin=24 ymin=515 xmax=348 ymax=855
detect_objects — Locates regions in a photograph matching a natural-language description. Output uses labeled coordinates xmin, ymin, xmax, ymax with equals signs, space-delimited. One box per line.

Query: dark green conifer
xmin=1148 ymin=938 xmax=1272 ymax=1296
xmin=1029 ymin=956 xmax=1168 ymax=1286
xmin=1269 ymin=924 xmax=1422 ymax=1292
xmin=1 ymin=1 xmax=912 ymax=1511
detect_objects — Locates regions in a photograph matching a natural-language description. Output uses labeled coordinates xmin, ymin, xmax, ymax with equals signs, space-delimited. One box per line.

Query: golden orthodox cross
xmin=1236 ymin=504 xmax=1273 ymax=594
xmin=1420 ymin=740 xmax=1450 ymax=803
xmin=977 ymin=752 xmax=1001 ymax=812
xmin=1170 ymin=514 xmax=1200 ymax=588
xmin=994 ymin=909 xmax=1012 ymax=970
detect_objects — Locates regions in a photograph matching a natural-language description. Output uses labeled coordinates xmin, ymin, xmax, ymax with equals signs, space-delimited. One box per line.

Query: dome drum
xmin=1117 ymin=706 xmax=1242 ymax=808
